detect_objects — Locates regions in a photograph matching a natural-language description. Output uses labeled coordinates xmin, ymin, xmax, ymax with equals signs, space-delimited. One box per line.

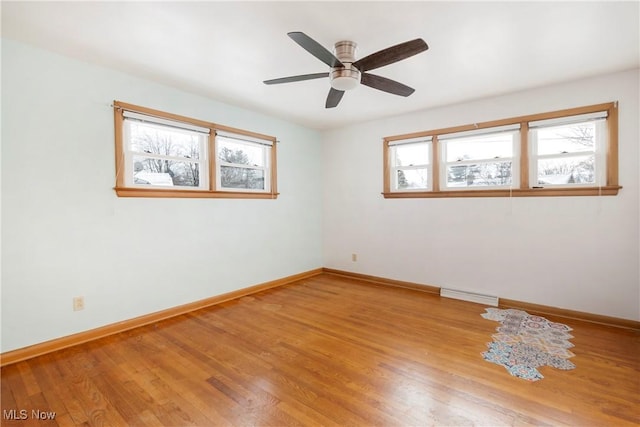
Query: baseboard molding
xmin=322 ymin=268 xmax=640 ymax=331
xmin=0 ymin=268 xmax=323 ymax=367
xmin=500 ymin=299 xmax=640 ymax=331
xmin=3 ymin=267 xmax=637 ymax=366
xmin=322 ymin=268 xmax=440 ymax=295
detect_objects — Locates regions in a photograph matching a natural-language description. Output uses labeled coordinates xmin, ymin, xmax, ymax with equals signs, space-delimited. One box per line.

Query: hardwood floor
xmin=2 ymin=273 xmax=639 ymax=426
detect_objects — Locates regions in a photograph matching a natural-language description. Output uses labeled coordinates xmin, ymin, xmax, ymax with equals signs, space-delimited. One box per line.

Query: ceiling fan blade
xmin=361 ymin=73 xmax=415 ymax=97
xmin=353 ymin=38 xmax=428 ymax=72
xmin=288 ymin=32 xmax=344 ymax=68
xmin=325 ymin=88 xmax=345 ymax=108
xmin=263 ymin=72 xmax=329 ymax=85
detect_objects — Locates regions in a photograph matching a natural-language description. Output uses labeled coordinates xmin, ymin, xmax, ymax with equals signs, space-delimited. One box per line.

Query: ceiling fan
xmin=263 ymin=32 xmax=429 ymax=108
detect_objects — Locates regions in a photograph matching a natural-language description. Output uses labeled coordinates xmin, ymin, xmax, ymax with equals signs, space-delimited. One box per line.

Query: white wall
xmin=1 ymin=39 xmax=323 ymax=352
xmin=323 ymin=69 xmax=640 ymax=321
xmin=2 ymin=39 xmax=638 ymax=356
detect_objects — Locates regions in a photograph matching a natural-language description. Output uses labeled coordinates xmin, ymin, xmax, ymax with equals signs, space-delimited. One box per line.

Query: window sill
xmin=114 ymin=187 xmax=279 ymax=199
xmin=382 ymin=186 xmax=622 ymax=199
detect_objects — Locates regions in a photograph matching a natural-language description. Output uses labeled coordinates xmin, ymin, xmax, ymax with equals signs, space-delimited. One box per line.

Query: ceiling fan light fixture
xmin=330 ymin=68 xmax=361 ymax=91
xmin=330 ymin=40 xmax=360 ymax=91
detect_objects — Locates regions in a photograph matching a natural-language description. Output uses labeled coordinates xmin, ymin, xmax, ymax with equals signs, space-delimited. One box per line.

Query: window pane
xmin=537 ymin=154 xmax=595 ymax=185
xmin=396 ymin=168 xmax=429 ymax=190
xmin=446 ymin=162 xmax=512 ymax=188
xmin=128 ymin=121 xmax=202 ymax=160
xmin=393 ymin=143 xmax=429 ymax=166
xmin=536 ymin=122 xmax=595 ymax=155
xmin=133 ymin=156 xmax=201 ymax=187
xmin=445 ymin=133 xmax=513 ymax=162
xmin=220 ymin=166 xmax=265 ymax=190
xmin=218 ymin=138 xmax=266 ymax=167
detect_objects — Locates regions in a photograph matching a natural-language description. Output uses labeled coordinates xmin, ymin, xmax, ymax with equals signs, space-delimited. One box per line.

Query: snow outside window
xmin=123 ymin=113 xmax=209 ymax=190
xmin=440 ymin=126 xmax=519 ymax=190
xmin=529 ymin=112 xmax=607 ymax=188
xmin=382 ymin=102 xmax=618 ymax=199
xmin=389 ymin=138 xmax=432 ymax=191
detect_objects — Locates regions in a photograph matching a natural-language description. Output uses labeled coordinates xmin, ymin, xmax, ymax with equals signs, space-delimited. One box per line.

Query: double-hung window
xmin=440 ymin=125 xmax=519 ymax=190
xmin=215 ymin=131 xmax=272 ymax=193
xmin=383 ymin=102 xmax=619 ymax=198
xmin=122 ymin=111 xmax=209 ymax=190
xmin=529 ymin=112 xmax=606 ymax=188
xmin=114 ymin=101 xmax=278 ymax=198
xmin=388 ymin=137 xmax=432 ymax=191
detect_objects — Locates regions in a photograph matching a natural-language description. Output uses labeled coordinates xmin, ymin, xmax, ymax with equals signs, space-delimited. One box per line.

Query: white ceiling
xmin=2 ymin=1 xmax=639 ymax=130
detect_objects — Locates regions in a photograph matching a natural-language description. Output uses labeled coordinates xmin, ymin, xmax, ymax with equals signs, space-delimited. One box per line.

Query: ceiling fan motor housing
xmin=330 ymin=40 xmax=360 ymax=91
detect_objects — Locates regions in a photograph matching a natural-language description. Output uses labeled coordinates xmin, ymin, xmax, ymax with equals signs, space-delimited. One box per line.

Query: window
xmin=440 ymin=125 xmax=519 ymax=190
xmin=529 ymin=112 xmax=606 ymax=188
xmin=123 ymin=111 xmax=209 ymax=190
xmin=383 ymin=102 xmax=620 ymax=198
xmin=216 ymin=131 xmax=272 ymax=192
xmin=389 ymin=137 xmax=432 ymax=191
xmin=114 ymin=101 xmax=278 ymax=198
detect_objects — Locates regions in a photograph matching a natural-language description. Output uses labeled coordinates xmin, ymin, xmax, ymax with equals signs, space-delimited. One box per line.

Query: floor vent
xmin=440 ymin=288 xmax=499 ymax=306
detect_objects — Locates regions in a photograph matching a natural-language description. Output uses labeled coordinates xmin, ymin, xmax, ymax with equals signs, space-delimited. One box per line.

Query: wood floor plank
xmin=2 ymin=273 xmax=638 ymax=426
xmin=34 ymin=354 xmax=89 ymax=426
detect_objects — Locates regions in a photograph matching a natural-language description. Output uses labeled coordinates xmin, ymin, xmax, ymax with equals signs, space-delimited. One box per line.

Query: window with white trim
xmin=123 ymin=111 xmax=209 ymax=190
xmin=389 ymin=137 xmax=432 ymax=191
xmin=114 ymin=101 xmax=278 ymax=199
xmin=529 ymin=112 xmax=606 ymax=188
xmin=215 ymin=131 xmax=272 ymax=192
xmin=383 ymin=102 xmax=620 ymax=198
xmin=440 ymin=125 xmax=519 ymax=190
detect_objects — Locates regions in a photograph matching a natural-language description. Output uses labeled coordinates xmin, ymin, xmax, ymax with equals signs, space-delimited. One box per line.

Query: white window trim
xmin=439 ymin=130 xmax=520 ymax=191
xmin=389 ymin=138 xmax=432 ymax=192
xmin=122 ymin=116 xmax=209 ymax=191
xmin=215 ymin=133 xmax=272 ymax=193
xmin=529 ymin=118 xmax=606 ymax=189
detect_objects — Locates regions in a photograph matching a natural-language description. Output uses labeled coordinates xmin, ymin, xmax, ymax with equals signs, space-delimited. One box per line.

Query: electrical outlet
xmin=73 ymin=296 xmax=85 ymax=311
xmin=352 ymin=253 xmax=357 ymax=262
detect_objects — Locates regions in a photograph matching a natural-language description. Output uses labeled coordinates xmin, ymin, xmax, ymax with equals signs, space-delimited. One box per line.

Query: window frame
xmin=439 ymin=126 xmax=520 ymax=191
xmin=122 ymin=112 xmax=210 ymax=191
xmin=114 ymin=101 xmax=278 ymax=199
xmin=382 ymin=102 xmax=620 ymax=198
xmin=214 ymin=131 xmax=273 ymax=193
xmin=388 ymin=137 xmax=433 ymax=192
xmin=528 ymin=113 xmax=606 ymax=189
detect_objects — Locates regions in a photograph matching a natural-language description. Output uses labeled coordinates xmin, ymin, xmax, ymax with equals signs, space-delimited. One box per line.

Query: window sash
xmin=528 ymin=111 xmax=607 ymax=129
xmin=529 ymin=119 xmax=606 ymax=188
xmin=215 ymin=130 xmax=273 ymax=146
xmin=218 ymin=165 xmax=269 ymax=192
xmin=389 ymin=140 xmax=431 ymax=191
xmin=387 ymin=136 xmax=433 ymax=146
xmin=123 ymin=117 xmax=208 ymax=190
xmin=215 ymin=135 xmax=271 ymax=193
xmin=443 ymin=161 xmax=515 ymax=189
xmin=438 ymin=124 xmax=521 ymax=141
xmin=392 ymin=166 xmax=431 ymax=191
xmin=390 ymin=141 xmax=431 ymax=166
xmin=131 ymin=156 xmax=204 ymax=189
xmin=440 ymin=130 xmax=518 ymax=190
xmin=123 ymin=111 xmax=211 ymax=135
